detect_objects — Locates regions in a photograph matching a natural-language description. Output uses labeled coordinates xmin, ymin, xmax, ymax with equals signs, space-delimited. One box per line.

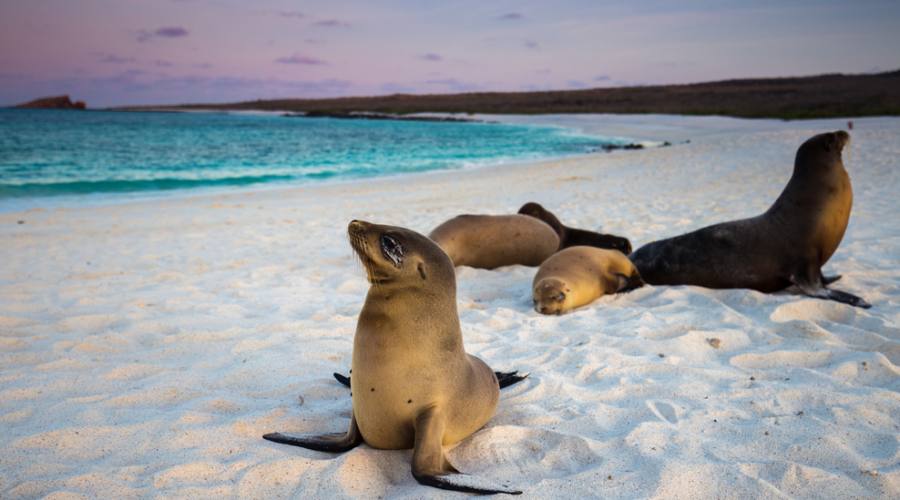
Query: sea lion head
xmin=348 ymin=220 xmax=454 ymax=291
xmin=532 ymin=278 xmax=570 ymax=315
xmin=794 ymin=130 xmax=849 ymax=176
xmin=518 ymin=202 xmax=564 ymax=236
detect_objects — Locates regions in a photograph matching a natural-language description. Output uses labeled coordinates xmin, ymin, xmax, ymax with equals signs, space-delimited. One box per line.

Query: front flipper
xmin=821 ymin=274 xmax=842 ymax=285
xmin=791 ymin=272 xmax=871 ymax=309
xmin=412 ymin=406 xmax=522 ymax=495
xmin=333 ymin=372 xmax=351 ymax=388
xmin=263 ymin=414 xmax=362 ymax=453
xmin=336 ymin=371 xmax=528 ymax=390
xmin=495 ymin=370 xmax=528 ymax=389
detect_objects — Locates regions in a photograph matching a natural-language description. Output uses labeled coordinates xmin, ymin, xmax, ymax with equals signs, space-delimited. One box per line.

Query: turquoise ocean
xmin=0 ymin=109 xmax=626 ymax=210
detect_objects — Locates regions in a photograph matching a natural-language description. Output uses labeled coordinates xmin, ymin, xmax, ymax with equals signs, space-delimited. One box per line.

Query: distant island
xmin=15 ymin=95 xmax=86 ymax=110
xmin=118 ymin=69 xmax=900 ymax=120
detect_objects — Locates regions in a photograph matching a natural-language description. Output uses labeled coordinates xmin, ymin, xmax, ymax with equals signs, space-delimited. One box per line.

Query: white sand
xmin=1 ymin=114 xmax=898 ymax=499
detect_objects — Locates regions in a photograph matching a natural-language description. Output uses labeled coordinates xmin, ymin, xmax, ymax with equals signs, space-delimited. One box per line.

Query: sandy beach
xmin=1 ymin=114 xmax=898 ymax=498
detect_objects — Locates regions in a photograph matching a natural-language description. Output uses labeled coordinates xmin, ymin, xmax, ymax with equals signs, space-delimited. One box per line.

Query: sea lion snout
xmin=348 ymin=219 xmax=371 ymax=236
xmin=833 ymin=130 xmax=850 ymax=149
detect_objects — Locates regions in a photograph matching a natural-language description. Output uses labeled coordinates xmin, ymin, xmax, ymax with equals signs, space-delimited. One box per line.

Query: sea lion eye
xmin=380 ymin=234 xmax=404 ymax=267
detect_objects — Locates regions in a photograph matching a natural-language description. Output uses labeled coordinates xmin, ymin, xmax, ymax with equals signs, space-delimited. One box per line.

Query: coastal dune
xmin=1 ymin=115 xmax=898 ymax=498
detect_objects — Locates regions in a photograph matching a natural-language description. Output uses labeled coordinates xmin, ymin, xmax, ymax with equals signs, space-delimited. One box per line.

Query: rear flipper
xmin=413 ymin=406 xmax=522 ymax=495
xmin=263 ymin=414 xmax=362 ymax=453
xmin=335 ymin=370 xmax=527 ymax=390
xmin=791 ymin=272 xmax=871 ymax=309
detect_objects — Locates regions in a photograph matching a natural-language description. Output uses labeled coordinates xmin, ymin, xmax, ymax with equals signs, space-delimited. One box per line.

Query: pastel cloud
xmin=419 ymin=53 xmax=443 ymax=62
xmin=312 ymin=19 xmax=350 ymax=28
xmin=424 ymin=78 xmax=481 ymax=92
xmin=497 ymin=12 xmax=523 ymax=21
xmin=275 ymin=54 xmax=327 ymax=65
xmin=97 ymin=53 xmax=136 ymax=64
xmin=278 ymin=11 xmax=305 ymax=19
xmin=137 ymin=26 xmax=189 ymax=42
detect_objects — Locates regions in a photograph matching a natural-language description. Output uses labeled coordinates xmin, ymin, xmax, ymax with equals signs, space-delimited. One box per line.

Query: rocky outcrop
xmin=14 ymin=95 xmax=86 ymax=110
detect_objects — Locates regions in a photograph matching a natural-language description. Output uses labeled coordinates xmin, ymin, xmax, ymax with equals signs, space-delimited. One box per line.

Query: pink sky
xmin=1 ymin=0 xmax=899 ymax=107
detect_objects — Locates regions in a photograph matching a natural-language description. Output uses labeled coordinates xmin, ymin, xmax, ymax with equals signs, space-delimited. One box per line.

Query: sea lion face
xmin=518 ymin=202 xmax=563 ymax=234
xmin=533 ymin=278 xmax=570 ymax=315
xmin=348 ymin=220 xmax=453 ymax=288
xmin=795 ymin=130 xmax=849 ymax=176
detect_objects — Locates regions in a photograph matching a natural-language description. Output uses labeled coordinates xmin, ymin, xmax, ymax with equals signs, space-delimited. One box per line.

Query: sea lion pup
xmin=630 ymin=131 xmax=870 ymax=308
xmin=533 ymin=246 xmax=644 ymax=315
xmin=518 ymin=202 xmax=633 ymax=254
xmin=428 ymin=214 xmax=559 ymax=269
xmin=263 ymin=220 xmax=523 ymax=495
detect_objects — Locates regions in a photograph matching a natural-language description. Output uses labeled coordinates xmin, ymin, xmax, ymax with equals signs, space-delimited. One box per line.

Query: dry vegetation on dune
xmin=123 ymin=70 xmax=900 ymax=119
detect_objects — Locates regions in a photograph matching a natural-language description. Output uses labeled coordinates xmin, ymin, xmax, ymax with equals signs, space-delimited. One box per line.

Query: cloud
xmin=96 ymin=53 xmax=136 ymax=64
xmin=593 ymin=74 xmax=611 ymax=82
xmin=312 ymin=19 xmax=350 ymax=28
xmin=154 ymin=60 xmax=175 ymax=68
xmin=423 ymin=78 xmax=481 ymax=92
xmin=137 ymin=26 xmax=189 ymax=42
xmin=419 ymin=53 xmax=443 ymax=62
xmin=275 ymin=54 xmax=328 ymax=65
xmin=524 ymin=40 xmax=539 ymax=50
xmin=278 ymin=11 xmax=305 ymax=19
xmin=566 ymin=80 xmax=588 ymax=88
xmin=380 ymin=82 xmax=417 ymax=93
xmin=496 ymin=12 xmax=523 ymax=21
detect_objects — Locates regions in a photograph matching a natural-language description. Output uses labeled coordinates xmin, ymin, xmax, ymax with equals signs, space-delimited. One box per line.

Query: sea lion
xmin=533 ymin=246 xmax=644 ymax=315
xmin=518 ymin=202 xmax=633 ymax=254
xmin=263 ymin=220 xmax=523 ymax=495
xmin=630 ymin=131 xmax=870 ymax=308
xmin=428 ymin=214 xmax=559 ymax=269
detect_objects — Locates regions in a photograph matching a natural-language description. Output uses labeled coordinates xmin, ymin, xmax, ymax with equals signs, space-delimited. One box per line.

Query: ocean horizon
xmin=0 ymin=109 xmax=629 ymax=211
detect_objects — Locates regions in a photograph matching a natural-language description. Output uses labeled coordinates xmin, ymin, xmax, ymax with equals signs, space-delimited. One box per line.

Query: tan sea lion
xmin=630 ymin=131 xmax=870 ymax=308
xmin=429 ymin=214 xmax=559 ymax=269
xmin=518 ymin=202 xmax=633 ymax=254
xmin=263 ymin=220 xmax=523 ymax=495
xmin=533 ymin=246 xmax=644 ymax=315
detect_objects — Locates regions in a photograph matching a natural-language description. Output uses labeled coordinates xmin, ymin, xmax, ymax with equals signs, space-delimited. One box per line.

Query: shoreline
xmin=0 ymin=112 xmax=657 ymax=214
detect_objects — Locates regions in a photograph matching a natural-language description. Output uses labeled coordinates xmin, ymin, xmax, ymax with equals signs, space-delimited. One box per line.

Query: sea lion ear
xmin=417 ymin=262 xmax=427 ymax=280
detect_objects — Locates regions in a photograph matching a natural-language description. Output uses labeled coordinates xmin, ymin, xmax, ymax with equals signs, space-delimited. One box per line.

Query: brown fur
xmin=533 ymin=246 xmax=643 ymax=315
xmin=429 ymin=214 xmax=559 ymax=269
xmin=630 ymin=131 xmax=869 ymax=308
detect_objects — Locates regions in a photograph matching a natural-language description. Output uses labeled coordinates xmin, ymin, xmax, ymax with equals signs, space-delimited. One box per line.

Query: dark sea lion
xmin=630 ymin=131 xmax=870 ymax=308
xmin=518 ymin=202 xmax=632 ymax=254
xmin=533 ymin=246 xmax=644 ymax=315
xmin=263 ymin=220 xmax=523 ymax=495
xmin=428 ymin=214 xmax=559 ymax=269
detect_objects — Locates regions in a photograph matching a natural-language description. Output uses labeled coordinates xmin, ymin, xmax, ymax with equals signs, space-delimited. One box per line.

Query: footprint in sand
xmin=646 ymin=400 xmax=679 ymax=427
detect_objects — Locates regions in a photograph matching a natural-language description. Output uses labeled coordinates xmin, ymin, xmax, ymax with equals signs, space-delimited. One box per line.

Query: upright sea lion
xmin=533 ymin=246 xmax=644 ymax=315
xmin=518 ymin=202 xmax=632 ymax=254
xmin=429 ymin=214 xmax=559 ymax=269
xmin=630 ymin=131 xmax=870 ymax=308
xmin=263 ymin=220 xmax=523 ymax=495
